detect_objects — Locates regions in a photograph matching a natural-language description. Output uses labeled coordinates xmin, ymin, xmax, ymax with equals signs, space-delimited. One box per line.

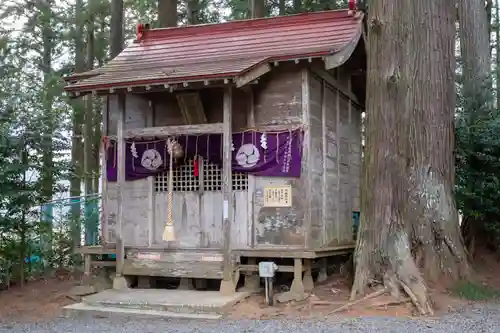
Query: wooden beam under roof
xmin=176 ymin=92 xmax=207 ymax=124
xmin=235 ymin=63 xmax=271 ymax=88
xmin=124 ymin=123 xmax=224 ymax=138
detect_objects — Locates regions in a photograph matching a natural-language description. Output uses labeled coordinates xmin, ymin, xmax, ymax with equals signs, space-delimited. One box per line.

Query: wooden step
xmin=76 ymin=245 xmax=116 ymax=255
xmin=122 ymin=249 xmax=226 ymax=279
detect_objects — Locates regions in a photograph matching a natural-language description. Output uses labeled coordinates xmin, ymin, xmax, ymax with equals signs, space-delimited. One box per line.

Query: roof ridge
xmin=143 ymin=9 xmax=355 ymax=40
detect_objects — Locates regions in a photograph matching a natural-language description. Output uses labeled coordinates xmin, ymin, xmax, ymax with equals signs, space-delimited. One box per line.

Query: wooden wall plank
xmin=221 ymin=85 xmax=234 ymax=291
xmin=115 ymin=93 xmax=126 ymax=276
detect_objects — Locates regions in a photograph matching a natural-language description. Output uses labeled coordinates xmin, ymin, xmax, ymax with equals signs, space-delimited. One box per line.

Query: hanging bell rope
xmin=162 ymin=137 xmax=184 ymax=242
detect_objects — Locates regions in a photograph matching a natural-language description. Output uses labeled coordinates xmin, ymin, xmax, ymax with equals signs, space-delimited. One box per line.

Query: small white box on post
xmin=258 ymin=261 xmax=278 ymax=306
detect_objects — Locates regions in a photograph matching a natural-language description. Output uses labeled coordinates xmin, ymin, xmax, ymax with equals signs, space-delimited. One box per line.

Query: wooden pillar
xmin=246 ymin=87 xmax=256 ymax=249
xmin=146 ymin=101 xmax=155 ymax=247
xmin=277 ymin=258 xmax=306 ymax=302
xmin=301 ymin=68 xmax=312 ymax=249
xmin=317 ymin=258 xmax=328 ymax=282
xmin=303 ymin=259 xmax=314 ymax=292
xmin=113 ymin=94 xmax=128 ymax=290
xmin=321 ymin=79 xmax=328 ymax=247
xmin=220 ymin=86 xmax=236 ymax=295
xmin=101 ymin=98 xmax=109 ymax=243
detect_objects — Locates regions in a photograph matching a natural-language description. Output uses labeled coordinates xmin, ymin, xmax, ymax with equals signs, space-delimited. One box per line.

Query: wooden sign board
xmin=263 ymin=185 xmax=292 ymax=207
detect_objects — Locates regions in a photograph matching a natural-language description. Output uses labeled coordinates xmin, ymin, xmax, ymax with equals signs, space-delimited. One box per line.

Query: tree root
xmin=328 ymin=288 xmax=388 ymax=314
xmin=368 ymin=297 xmax=410 ymax=308
xmin=399 ymin=281 xmax=434 ymax=316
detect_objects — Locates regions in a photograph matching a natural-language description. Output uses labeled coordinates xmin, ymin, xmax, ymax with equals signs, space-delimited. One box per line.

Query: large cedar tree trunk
xmin=351 ymin=0 xmax=469 ymax=314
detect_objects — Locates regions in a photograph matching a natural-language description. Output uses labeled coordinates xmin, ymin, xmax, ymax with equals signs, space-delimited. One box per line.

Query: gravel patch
xmin=1 ymin=304 xmax=499 ymax=333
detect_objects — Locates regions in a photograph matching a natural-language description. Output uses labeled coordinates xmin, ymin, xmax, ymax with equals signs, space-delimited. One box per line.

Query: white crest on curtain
xmin=236 ymin=143 xmax=260 ymax=168
xmin=141 ymin=149 xmax=163 ymax=170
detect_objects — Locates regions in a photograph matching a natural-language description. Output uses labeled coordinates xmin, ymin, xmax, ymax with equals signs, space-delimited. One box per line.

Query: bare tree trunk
xmin=458 ymin=0 xmax=491 ymax=89
xmin=458 ymin=0 xmax=492 ymax=255
xmin=487 ymin=0 xmax=493 ymax=55
xmin=110 ymin=0 xmax=124 ymax=58
xmin=497 ymin=0 xmax=500 ymax=108
xmin=158 ymin=0 xmax=178 ymax=27
xmin=279 ymin=0 xmax=285 ymax=15
xmin=19 ymin=143 xmax=28 ymax=288
xmin=84 ymin=0 xmax=96 ymax=245
xmin=351 ymin=0 xmax=469 ymax=315
xmin=250 ymin=0 xmax=265 ymax=18
xmin=351 ymin=0 xmax=419 ymax=307
xmin=71 ymin=0 xmax=85 ymax=253
xmin=187 ymin=0 xmax=198 ymax=24
xmin=293 ymin=0 xmax=301 ymax=13
xmin=40 ymin=0 xmax=54 ymax=264
xmin=405 ymin=0 xmax=469 ymax=283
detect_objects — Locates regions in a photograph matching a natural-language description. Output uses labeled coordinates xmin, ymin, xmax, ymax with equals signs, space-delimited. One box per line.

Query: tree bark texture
xmin=486 ymin=0 xmax=493 ymax=55
xmin=279 ymin=0 xmax=285 ymax=15
xmin=84 ymin=0 xmax=97 ymax=245
xmin=351 ymin=0 xmax=469 ymax=314
xmin=405 ymin=0 xmax=469 ymax=283
xmin=158 ymin=0 xmax=178 ymax=27
xmin=293 ymin=0 xmax=301 ymax=13
xmin=40 ymin=1 xmax=54 ymax=205
xmin=457 ymin=0 xmax=491 ymax=255
xmin=70 ymin=0 xmax=85 ymax=251
xmin=187 ymin=0 xmax=198 ymax=24
xmin=497 ymin=0 xmax=500 ymax=109
xmin=40 ymin=0 xmax=55 ymax=263
xmin=110 ymin=0 xmax=124 ymax=58
xmin=250 ymin=0 xmax=265 ymax=18
xmin=458 ymin=0 xmax=491 ymax=90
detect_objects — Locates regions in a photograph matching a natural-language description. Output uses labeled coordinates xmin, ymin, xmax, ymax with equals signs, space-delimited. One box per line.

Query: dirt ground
xmin=1 ymin=254 xmax=499 ymax=323
xmin=0 ymin=270 xmax=77 ymax=322
xmin=227 ymin=273 xmax=467 ymax=319
xmin=230 ymin=251 xmax=500 ymax=319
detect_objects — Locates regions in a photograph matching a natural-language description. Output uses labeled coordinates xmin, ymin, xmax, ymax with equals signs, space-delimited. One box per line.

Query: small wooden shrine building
xmin=64 ymin=8 xmax=366 ymax=298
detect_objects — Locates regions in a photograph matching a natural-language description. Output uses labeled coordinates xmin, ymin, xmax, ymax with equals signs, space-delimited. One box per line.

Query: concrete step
xmin=80 ymin=289 xmax=250 ymax=315
xmin=63 ymin=303 xmax=222 ymax=320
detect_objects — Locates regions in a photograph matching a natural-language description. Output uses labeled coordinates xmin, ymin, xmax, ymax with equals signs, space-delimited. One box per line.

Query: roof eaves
xmin=63 ymin=70 xmax=102 ymax=82
xmin=64 ymin=72 xmax=242 ymax=94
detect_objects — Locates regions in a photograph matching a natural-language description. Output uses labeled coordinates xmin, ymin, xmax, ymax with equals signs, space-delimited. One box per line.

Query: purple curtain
xmin=106 ymin=128 xmax=303 ymax=181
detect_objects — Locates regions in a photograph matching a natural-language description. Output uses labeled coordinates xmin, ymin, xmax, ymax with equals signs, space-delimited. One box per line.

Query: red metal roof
xmin=65 ymin=10 xmax=363 ymax=93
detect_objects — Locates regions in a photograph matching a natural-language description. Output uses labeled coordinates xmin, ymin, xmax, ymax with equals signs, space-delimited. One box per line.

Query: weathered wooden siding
xmin=152 ymin=89 xmax=248 ymax=249
xmin=308 ymin=72 xmax=324 ymax=248
xmin=106 ymin=94 xmax=151 ymax=246
xmin=253 ymin=64 xmax=303 ymax=125
xmin=350 ymin=103 xmax=362 ymax=213
xmin=250 ymin=66 xmax=307 ymax=247
xmin=105 ymin=89 xmax=250 ymax=248
xmin=308 ymin=67 xmax=362 ymax=247
xmin=154 ymin=191 xmax=248 ymax=248
xmin=337 ymin=93 xmax=352 ymax=244
xmin=323 ymin=81 xmax=340 ymax=245
xmin=103 ymin=64 xmax=362 ymax=251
